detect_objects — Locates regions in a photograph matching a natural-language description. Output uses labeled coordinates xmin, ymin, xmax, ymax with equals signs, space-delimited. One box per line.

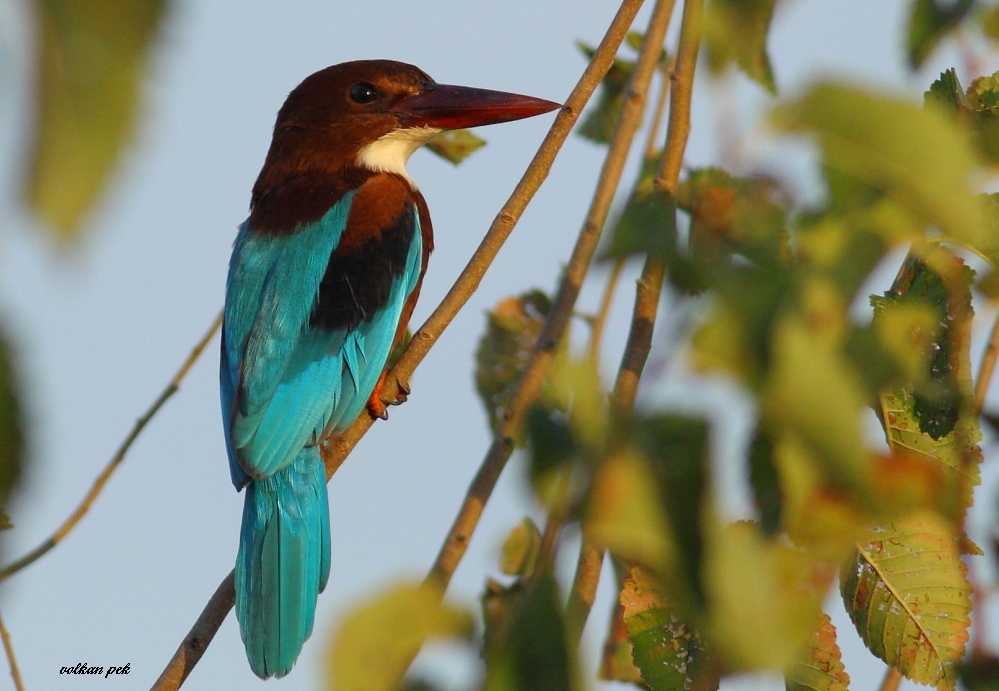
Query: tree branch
xmin=568 ymin=0 xmax=703 ymax=645
xmin=0 ymin=610 xmax=24 ymax=691
xmin=426 ymin=0 xmax=676 ymax=593
xmin=152 ymin=1 xmax=650 ymax=686
xmin=655 ymin=0 xmax=703 ymax=194
xmin=151 ymin=571 xmax=235 ymax=691
xmin=0 ymin=312 xmax=223 ymax=583
xmin=976 ymin=310 xmax=999 ymax=410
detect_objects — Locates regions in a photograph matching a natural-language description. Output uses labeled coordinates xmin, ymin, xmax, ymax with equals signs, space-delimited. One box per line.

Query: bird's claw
xmin=367 ymin=371 xmax=411 ymax=419
xmin=389 ymin=380 xmax=411 ymax=406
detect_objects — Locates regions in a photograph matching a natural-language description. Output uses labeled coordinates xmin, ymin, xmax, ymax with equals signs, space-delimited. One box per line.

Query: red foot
xmin=366 ymin=371 xmax=412 ymax=421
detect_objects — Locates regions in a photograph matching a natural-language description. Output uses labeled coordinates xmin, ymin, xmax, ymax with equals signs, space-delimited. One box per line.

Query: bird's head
xmin=256 ymin=60 xmax=560 ymax=188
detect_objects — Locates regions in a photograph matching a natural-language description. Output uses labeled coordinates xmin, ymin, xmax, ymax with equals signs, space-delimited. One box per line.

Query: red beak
xmin=393 ymin=84 xmax=560 ymax=130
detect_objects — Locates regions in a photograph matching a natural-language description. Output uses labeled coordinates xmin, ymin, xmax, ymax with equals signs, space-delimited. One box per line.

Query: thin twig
xmin=589 ymin=257 xmax=626 ymax=363
xmin=0 ymin=312 xmax=223 ymax=583
xmin=643 ymin=63 xmax=672 ymax=161
xmin=655 ymin=0 xmax=703 ymax=194
xmin=151 ymin=572 xmax=235 ymax=691
xmin=566 ymin=535 xmax=604 ymax=646
xmin=0 ymin=611 xmax=24 ymax=691
xmin=152 ymin=2 xmax=649 ymax=687
xmin=976 ymin=311 xmax=999 ymax=410
xmin=567 ymin=0 xmax=702 ymax=644
xmin=426 ymin=0 xmax=677 ymax=593
xmin=879 ymin=666 xmax=902 ymax=691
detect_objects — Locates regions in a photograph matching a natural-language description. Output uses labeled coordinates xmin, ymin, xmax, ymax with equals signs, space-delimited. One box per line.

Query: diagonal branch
xmin=151 ymin=1 xmax=648 ymax=687
xmin=425 ymin=0 xmax=677 ymax=593
xmin=0 ymin=312 xmax=223 ymax=583
xmin=568 ymin=0 xmax=703 ymax=646
xmin=0 ymin=610 xmax=24 ymax=691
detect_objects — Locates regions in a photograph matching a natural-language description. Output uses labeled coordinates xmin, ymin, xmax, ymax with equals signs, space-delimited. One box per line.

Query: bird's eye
xmin=349 ymin=82 xmax=379 ymax=104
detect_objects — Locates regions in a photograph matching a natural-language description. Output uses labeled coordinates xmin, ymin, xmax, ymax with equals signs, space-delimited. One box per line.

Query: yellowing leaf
xmin=426 ymin=129 xmax=486 ymax=165
xmin=620 ymin=566 xmax=718 ymax=691
xmin=677 ymin=168 xmax=789 ymax=277
xmin=841 ymin=512 xmax=972 ymax=690
xmin=873 ymin=249 xmax=982 ymax=527
xmin=703 ymin=521 xmax=830 ymax=671
xmin=772 ymin=82 xmax=986 ymax=254
xmin=475 ymin=290 xmax=558 ymax=436
xmin=762 ymin=315 xmax=870 ymax=487
xmin=327 ymin=582 xmax=473 ymax=691
xmin=29 ymin=0 xmax=167 ymax=241
xmin=499 ymin=518 xmax=542 ymax=577
xmin=704 ymin=0 xmax=778 ymax=94
xmin=585 ymin=450 xmax=674 ymax=574
xmin=785 ymin=613 xmax=850 ymax=691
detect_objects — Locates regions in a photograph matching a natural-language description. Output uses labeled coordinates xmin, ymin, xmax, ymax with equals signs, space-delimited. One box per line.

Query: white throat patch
xmin=356 ymin=126 xmax=442 ymax=185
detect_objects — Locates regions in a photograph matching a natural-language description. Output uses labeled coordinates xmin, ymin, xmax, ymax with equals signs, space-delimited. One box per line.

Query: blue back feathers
xmin=221 ymin=189 xmax=424 ymax=677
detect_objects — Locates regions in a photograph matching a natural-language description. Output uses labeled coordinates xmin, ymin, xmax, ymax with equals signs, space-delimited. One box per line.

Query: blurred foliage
xmin=327 ymin=582 xmax=473 ymax=691
xmin=703 ymin=0 xmax=778 ymax=94
xmin=0 ymin=328 xmax=23 ymax=532
xmin=28 ymin=0 xmax=169 ymax=242
xmin=499 ymin=518 xmax=542 ymax=577
xmin=907 ymin=0 xmax=976 ymax=68
xmin=474 ymin=290 xmax=566 ymax=438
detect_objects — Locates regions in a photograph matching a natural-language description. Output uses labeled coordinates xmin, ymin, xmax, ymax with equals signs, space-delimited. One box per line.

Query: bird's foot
xmin=366 ymin=371 xmax=411 ymax=420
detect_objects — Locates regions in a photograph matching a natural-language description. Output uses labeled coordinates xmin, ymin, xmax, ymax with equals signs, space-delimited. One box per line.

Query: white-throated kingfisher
xmin=220 ymin=60 xmax=558 ymax=678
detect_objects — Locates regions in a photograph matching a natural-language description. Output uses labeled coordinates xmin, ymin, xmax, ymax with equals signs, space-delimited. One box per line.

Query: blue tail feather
xmin=235 ymin=447 xmax=330 ymax=678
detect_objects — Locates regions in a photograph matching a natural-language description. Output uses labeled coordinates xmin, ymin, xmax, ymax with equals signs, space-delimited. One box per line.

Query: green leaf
xmin=327 ymin=581 xmax=474 ymax=691
xmin=925 ymin=69 xmax=976 ymax=119
xmin=481 ymin=578 xmax=525 ymax=659
xmin=0 ymin=325 xmax=24 ymax=521
xmin=500 ymin=518 xmax=542 ymax=577
xmin=703 ymin=0 xmax=778 ymax=94
xmin=748 ymin=429 xmax=781 ymax=536
xmin=926 ymin=69 xmax=999 ymax=166
xmin=636 ymin=415 xmax=711 ymax=607
xmin=772 ymin=82 xmax=987 ymax=254
xmin=704 ymin=521 xmax=829 ymax=671
xmin=576 ymin=40 xmax=636 ymax=144
xmin=979 ymin=5 xmax=999 ymax=41
xmin=762 ymin=314 xmax=871 ymax=488
xmin=840 ymin=512 xmax=972 ymax=689
xmin=425 ymin=129 xmax=487 ymax=165
xmin=677 ymin=167 xmax=789 ymax=270
xmin=586 ymin=449 xmax=675 ymax=574
xmin=959 ymin=652 xmax=999 ymax=690
xmin=621 ymin=565 xmax=718 ymax=691
xmin=784 ymin=613 xmax=850 ymax=691
xmin=598 ymin=588 xmax=644 ymax=684
xmin=908 ymin=0 xmax=976 ymax=69
xmin=602 ymin=156 xmax=676 ymax=260
xmin=475 ymin=290 xmax=557 ymax=436
xmin=483 ymin=575 xmax=577 ymax=691
xmin=873 ymin=249 xmax=982 ymax=526
xmin=28 ymin=0 xmax=168 ymax=242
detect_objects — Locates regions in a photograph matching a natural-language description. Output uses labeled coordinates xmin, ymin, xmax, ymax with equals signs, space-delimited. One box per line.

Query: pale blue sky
xmin=0 ymin=1 xmax=993 ymax=689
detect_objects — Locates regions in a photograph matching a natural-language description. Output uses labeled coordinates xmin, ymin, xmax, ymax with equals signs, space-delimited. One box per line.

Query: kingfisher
xmin=220 ymin=60 xmax=558 ymax=678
